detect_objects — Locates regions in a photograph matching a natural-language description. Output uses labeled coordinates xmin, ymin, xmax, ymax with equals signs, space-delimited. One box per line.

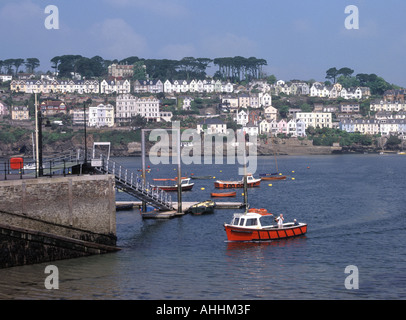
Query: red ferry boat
xmin=224 ymin=208 xmax=307 ymax=242
xmin=214 ymin=174 xmax=261 ymax=189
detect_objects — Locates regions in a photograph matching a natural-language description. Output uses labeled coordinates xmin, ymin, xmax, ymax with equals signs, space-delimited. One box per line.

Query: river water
xmin=0 ymin=154 xmax=405 ymax=300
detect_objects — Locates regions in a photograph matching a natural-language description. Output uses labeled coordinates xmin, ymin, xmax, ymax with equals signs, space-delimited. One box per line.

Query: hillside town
xmin=1 ymin=61 xmax=406 ymax=153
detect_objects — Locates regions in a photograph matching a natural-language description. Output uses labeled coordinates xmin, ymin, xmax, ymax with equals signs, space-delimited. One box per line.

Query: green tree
xmin=25 ymin=58 xmax=40 ymax=73
xmin=13 ymin=59 xmax=25 ymax=75
xmin=300 ymin=103 xmax=312 ymax=112
xmin=386 ymin=135 xmax=401 ymax=149
xmin=325 ymin=67 xmax=339 ymax=83
xmin=3 ymin=59 xmax=14 ymax=74
xmin=337 ymin=67 xmax=354 ymax=78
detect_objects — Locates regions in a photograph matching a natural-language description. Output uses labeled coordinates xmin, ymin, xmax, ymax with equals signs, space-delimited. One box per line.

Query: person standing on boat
xmin=276 ymin=214 xmax=284 ymax=228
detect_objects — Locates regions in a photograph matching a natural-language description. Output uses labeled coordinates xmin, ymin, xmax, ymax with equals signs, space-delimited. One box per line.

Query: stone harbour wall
xmin=0 ymin=174 xmax=118 ymax=268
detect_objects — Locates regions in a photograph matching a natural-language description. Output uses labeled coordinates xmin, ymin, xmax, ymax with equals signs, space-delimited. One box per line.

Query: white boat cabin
xmin=230 ymin=212 xmax=276 ymax=229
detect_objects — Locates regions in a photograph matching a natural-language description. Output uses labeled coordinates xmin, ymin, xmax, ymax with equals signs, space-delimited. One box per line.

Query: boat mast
xmin=271 ymin=134 xmax=279 ymax=173
xmin=243 ymin=139 xmax=248 ymax=212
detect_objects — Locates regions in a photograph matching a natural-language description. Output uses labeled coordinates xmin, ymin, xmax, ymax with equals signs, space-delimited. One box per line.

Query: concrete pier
xmin=0 ymin=174 xmax=119 ymax=268
xmin=123 ymin=200 xmax=246 ymax=219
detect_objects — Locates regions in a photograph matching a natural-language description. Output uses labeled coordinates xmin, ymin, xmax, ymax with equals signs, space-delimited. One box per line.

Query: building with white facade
xmin=234 ymin=109 xmax=249 ymax=126
xmin=116 ymin=94 xmax=162 ymax=123
xmin=295 ymin=112 xmax=333 ymax=129
xmin=100 ymin=79 xmax=131 ymax=94
xmin=88 ymin=104 xmax=115 ymax=127
xmin=197 ymin=118 xmax=227 ymax=135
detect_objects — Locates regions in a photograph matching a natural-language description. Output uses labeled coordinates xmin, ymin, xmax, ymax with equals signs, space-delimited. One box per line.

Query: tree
xmin=25 ymin=58 xmax=40 ymax=73
xmin=386 ymin=135 xmax=401 ymax=150
xmin=3 ymin=59 xmax=14 ymax=75
xmin=50 ymin=56 xmax=61 ymax=75
xmin=337 ymin=67 xmax=354 ymax=78
xmin=13 ymin=59 xmax=25 ymax=75
xmin=213 ymin=56 xmax=267 ymax=82
xmin=336 ymin=75 xmax=360 ymax=88
xmin=300 ymin=103 xmax=312 ymax=112
xmin=130 ymin=114 xmax=147 ymax=128
xmin=326 ymin=67 xmax=339 ymax=83
xmin=266 ymin=75 xmax=277 ymax=84
xmin=52 ymin=55 xmax=82 ymax=78
xmin=132 ymin=60 xmax=147 ymax=80
xmin=355 ymin=73 xmax=392 ymax=95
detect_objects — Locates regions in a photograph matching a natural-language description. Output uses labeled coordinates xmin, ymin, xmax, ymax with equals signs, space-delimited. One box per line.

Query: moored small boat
xmin=224 ymin=208 xmax=307 ymax=242
xmin=259 ymin=173 xmax=287 ymax=180
xmin=152 ymin=178 xmax=194 ymax=192
xmin=187 ymin=200 xmax=215 ymax=215
xmin=214 ymin=174 xmax=261 ymax=189
xmin=211 ymin=191 xmax=237 ymax=197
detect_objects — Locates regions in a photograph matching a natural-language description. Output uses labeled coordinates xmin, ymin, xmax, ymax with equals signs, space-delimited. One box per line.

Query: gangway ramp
xmin=91 ymin=157 xmax=175 ymax=211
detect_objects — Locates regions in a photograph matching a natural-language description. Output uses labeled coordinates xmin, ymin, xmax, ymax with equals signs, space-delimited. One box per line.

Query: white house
xmin=197 ymin=118 xmax=227 ymax=135
xmin=259 ymin=119 xmax=271 ymax=134
xmin=235 ymin=109 xmax=249 ymax=126
xmin=238 ymin=122 xmax=259 ymax=136
xmin=264 ymin=106 xmax=278 ymax=121
xmin=288 ymin=119 xmax=307 ymax=137
xmin=340 ymin=87 xmax=362 ymax=100
xmin=100 ymin=79 xmax=131 ymax=94
xmin=0 ymin=75 xmax=12 ymax=82
xmin=259 ymin=92 xmax=272 ymax=107
xmin=221 ymin=95 xmax=239 ymax=109
xmin=0 ymin=102 xmax=9 ymax=116
xmin=88 ymin=104 xmax=114 ymax=127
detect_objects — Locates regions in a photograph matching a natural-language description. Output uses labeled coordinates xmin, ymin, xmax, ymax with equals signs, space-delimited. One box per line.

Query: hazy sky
xmin=1 ymin=0 xmax=406 ymax=86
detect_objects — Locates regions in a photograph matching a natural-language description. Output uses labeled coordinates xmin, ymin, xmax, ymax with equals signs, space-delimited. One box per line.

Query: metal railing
xmin=1 ymin=150 xmax=174 ymax=210
xmin=93 ymin=156 xmax=174 ymax=211
xmin=0 ymin=150 xmax=83 ymax=180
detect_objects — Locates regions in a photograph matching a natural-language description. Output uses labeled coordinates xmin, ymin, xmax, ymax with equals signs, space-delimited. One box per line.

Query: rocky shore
xmin=0 ymin=133 xmax=388 ymax=159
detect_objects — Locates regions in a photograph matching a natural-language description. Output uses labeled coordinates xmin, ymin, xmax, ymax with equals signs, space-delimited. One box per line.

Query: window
xmin=246 ymin=219 xmax=258 ymax=226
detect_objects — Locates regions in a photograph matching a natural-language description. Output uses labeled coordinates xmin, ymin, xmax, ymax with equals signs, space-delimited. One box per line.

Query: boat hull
xmin=214 ymin=181 xmax=261 ymax=189
xmin=187 ymin=201 xmax=215 ymax=215
xmin=211 ymin=191 xmax=237 ymax=197
xmin=152 ymin=184 xmax=194 ymax=192
xmin=260 ymin=175 xmax=287 ymax=181
xmin=224 ymin=223 xmax=307 ymax=242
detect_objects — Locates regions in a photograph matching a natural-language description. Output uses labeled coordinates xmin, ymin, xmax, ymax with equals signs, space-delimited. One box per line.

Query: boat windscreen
xmin=260 ymin=215 xmax=276 ymax=227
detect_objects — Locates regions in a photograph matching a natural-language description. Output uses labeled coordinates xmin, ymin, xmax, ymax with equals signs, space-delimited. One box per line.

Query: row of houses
xmin=10 ymin=79 xmax=131 ymax=95
xmin=221 ymin=92 xmax=272 ymax=110
xmin=339 ymin=119 xmax=406 ymax=137
xmin=266 ymin=80 xmax=372 ymax=100
xmin=7 ymin=78 xmax=374 ymax=102
xmin=196 ymin=117 xmax=308 ymax=138
xmin=8 ymin=92 xmax=174 ymax=127
xmin=370 ymin=102 xmax=406 ymax=113
xmin=134 ymin=79 xmax=235 ymax=94
xmin=309 ymin=82 xmax=371 ymax=100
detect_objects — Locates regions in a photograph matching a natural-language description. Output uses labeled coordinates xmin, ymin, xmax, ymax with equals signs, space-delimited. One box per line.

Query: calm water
xmin=1 ymin=154 xmax=406 ymax=300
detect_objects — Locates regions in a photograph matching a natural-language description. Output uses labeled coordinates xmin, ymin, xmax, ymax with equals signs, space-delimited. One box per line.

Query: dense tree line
xmin=2 ymin=55 xmax=268 ymax=82
xmin=0 ymin=58 xmax=40 ymax=75
xmin=213 ymin=56 xmax=267 ymax=82
xmin=325 ymin=67 xmax=395 ymax=95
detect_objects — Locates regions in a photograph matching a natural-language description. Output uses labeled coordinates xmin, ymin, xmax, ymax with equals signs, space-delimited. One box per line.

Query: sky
xmin=1 ymin=0 xmax=406 ymax=86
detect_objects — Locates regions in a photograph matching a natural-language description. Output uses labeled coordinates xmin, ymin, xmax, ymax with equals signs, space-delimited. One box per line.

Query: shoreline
xmin=0 ymin=137 xmax=397 ymax=159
